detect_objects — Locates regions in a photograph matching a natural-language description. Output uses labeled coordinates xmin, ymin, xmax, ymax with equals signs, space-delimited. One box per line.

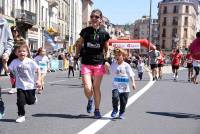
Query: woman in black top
xmin=75 ymin=9 xmax=110 ymax=119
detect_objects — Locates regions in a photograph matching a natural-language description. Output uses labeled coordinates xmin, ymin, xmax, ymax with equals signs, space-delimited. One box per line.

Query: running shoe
xmin=119 ymin=112 xmax=125 ymax=119
xmin=8 ymin=88 xmax=17 ymax=94
xmin=16 ymin=116 xmax=25 ymax=123
xmin=111 ymin=109 xmax=118 ymax=118
xmin=87 ymin=99 xmax=93 ymax=113
xmin=94 ymin=110 xmax=101 ymax=119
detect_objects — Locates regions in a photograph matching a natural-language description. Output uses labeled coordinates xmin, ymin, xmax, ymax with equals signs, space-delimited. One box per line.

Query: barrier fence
xmin=49 ymin=59 xmax=69 ymax=71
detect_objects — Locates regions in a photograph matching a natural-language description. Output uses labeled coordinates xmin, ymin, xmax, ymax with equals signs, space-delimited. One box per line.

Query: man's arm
xmin=2 ymin=23 xmax=14 ymax=62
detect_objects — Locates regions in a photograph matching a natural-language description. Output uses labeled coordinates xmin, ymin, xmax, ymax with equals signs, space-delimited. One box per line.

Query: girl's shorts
xmin=81 ymin=64 xmax=105 ymax=76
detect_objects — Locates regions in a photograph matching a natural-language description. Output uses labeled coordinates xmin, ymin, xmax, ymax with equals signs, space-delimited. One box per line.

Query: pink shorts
xmin=81 ymin=64 xmax=105 ymax=76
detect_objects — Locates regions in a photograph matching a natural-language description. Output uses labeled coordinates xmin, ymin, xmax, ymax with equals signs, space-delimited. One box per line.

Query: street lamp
xmin=148 ymin=0 xmax=152 ymax=66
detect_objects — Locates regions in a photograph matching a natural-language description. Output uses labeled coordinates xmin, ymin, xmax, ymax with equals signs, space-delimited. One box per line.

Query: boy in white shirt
xmin=3 ymin=41 xmax=41 ymax=123
xmin=107 ymin=48 xmax=136 ymax=119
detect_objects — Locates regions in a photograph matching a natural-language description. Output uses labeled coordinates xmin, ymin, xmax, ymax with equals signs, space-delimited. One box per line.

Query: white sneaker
xmin=173 ymin=74 xmax=175 ymax=78
xmin=8 ymin=88 xmax=17 ymax=94
xmin=16 ymin=116 xmax=25 ymax=123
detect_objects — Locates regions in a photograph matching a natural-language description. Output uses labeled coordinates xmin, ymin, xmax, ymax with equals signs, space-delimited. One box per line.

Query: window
xmin=184 ymin=17 xmax=188 ymax=26
xmin=163 ymin=17 xmax=167 ymax=26
xmin=162 ymin=28 xmax=166 ymax=37
xmin=184 ymin=28 xmax=188 ymax=38
xmin=173 ymin=5 xmax=179 ymax=13
xmin=162 ymin=40 xmax=165 ymax=49
xmin=185 ymin=6 xmax=189 ymax=13
xmin=0 ymin=0 xmax=4 ymax=14
xmin=172 ymin=17 xmax=178 ymax=25
xmin=41 ymin=6 xmax=44 ymax=21
xmin=163 ymin=6 xmax=167 ymax=14
xmin=172 ymin=28 xmax=177 ymax=37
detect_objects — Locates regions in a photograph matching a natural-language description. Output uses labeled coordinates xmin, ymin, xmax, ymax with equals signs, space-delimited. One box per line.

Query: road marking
xmin=1 ymin=79 xmax=76 ymax=91
xmin=1 ymin=88 xmax=11 ymax=91
xmin=78 ymin=71 xmax=155 ymax=134
xmin=47 ymin=79 xmax=67 ymax=84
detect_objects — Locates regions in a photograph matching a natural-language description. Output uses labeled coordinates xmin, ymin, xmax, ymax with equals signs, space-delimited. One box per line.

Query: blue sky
xmin=92 ymin=0 xmax=162 ymax=25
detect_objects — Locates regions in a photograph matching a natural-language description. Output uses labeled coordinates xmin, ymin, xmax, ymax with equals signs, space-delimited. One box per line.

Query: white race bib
xmin=113 ymin=76 xmax=129 ymax=93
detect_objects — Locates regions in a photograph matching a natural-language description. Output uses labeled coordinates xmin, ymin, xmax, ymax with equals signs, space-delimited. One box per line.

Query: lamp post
xmin=148 ymin=0 xmax=152 ymax=66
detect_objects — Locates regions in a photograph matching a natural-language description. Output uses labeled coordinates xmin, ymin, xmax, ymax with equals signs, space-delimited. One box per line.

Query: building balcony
xmin=48 ymin=0 xmax=59 ymax=7
xmin=15 ymin=9 xmax=36 ymax=26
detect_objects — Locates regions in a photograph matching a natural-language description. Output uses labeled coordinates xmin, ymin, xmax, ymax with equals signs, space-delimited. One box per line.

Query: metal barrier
xmin=49 ymin=59 xmax=69 ymax=71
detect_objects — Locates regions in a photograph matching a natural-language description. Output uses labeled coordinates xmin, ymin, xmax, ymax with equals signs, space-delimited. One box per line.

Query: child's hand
xmin=132 ymin=84 xmax=136 ymax=90
xmin=104 ymin=62 xmax=110 ymax=74
xmin=36 ymin=80 xmax=42 ymax=89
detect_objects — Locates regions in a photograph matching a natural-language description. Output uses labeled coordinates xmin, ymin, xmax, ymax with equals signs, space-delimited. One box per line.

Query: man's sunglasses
xmin=90 ymin=15 xmax=100 ymax=19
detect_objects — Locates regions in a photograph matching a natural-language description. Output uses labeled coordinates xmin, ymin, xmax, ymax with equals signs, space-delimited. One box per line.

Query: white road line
xmin=47 ymin=79 xmax=67 ymax=84
xmin=78 ymin=71 xmax=155 ymax=134
xmin=1 ymin=88 xmax=11 ymax=91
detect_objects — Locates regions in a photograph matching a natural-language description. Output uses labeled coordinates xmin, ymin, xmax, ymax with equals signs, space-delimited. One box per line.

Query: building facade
xmin=158 ymin=0 xmax=199 ymax=51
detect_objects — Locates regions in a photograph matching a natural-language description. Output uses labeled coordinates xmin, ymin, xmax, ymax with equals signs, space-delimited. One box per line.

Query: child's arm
xmin=130 ymin=77 xmax=136 ymax=90
xmin=35 ymin=67 xmax=42 ymax=89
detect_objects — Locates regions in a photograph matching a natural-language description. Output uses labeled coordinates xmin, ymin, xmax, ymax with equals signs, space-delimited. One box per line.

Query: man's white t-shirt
xmin=110 ymin=61 xmax=135 ymax=93
xmin=9 ymin=58 xmax=39 ymax=90
xmin=34 ymin=55 xmax=49 ymax=74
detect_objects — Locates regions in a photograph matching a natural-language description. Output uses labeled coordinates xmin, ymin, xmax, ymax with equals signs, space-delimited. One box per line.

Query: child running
xmin=34 ymin=47 xmax=49 ymax=94
xmin=108 ymin=48 xmax=136 ymax=119
xmin=137 ymin=59 xmax=144 ymax=80
xmin=3 ymin=41 xmax=41 ymax=123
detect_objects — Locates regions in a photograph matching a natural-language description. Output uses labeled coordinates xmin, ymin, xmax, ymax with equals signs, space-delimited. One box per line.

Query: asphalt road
xmin=0 ymin=67 xmax=200 ymax=134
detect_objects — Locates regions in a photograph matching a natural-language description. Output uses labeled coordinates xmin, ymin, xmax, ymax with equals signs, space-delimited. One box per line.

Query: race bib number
xmin=113 ymin=77 xmax=129 ymax=92
xmin=39 ymin=61 xmax=47 ymax=73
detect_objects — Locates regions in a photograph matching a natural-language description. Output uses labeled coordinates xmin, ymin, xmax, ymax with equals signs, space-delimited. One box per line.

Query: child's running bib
xmin=39 ymin=61 xmax=47 ymax=73
xmin=113 ymin=76 xmax=129 ymax=93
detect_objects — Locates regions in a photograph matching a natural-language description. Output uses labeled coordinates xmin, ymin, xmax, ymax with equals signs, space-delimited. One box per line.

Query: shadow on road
xmin=146 ymin=111 xmax=200 ymax=119
xmin=32 ymin=113 xmax=113 ymax=120
xmin=0 ymin=119 xmax=16 ymax=122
